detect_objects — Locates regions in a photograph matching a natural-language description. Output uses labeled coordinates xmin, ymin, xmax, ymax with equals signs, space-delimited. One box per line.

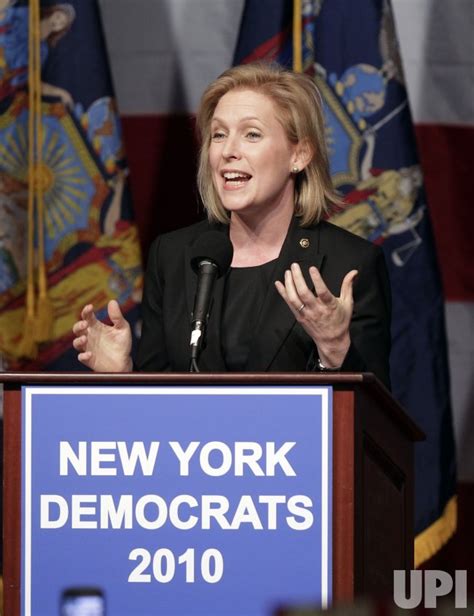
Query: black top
xmin=136 ymin=218 xmax=392 ymax=389
xmin=222 ymin=259 xmax=278 ymax=370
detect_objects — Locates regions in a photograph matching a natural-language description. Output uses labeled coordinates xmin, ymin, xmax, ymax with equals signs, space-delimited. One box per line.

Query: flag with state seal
xmin=0 ymin=0 xmax=142 ymax=370
xmin=234 ymin=0 xmax=456 ymax=566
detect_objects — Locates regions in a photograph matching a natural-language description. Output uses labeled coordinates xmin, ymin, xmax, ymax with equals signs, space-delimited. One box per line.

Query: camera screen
xmin=61 ymin=595 xmax=105 ymax=616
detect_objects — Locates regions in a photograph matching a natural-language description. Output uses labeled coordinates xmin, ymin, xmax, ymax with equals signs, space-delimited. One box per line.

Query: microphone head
xmin=190 ymin=231 xmax=233 ymax=277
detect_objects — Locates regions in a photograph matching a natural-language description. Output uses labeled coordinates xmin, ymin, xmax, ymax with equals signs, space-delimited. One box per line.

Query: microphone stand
xmin=189 ymin=322 xmax=202 ymax=372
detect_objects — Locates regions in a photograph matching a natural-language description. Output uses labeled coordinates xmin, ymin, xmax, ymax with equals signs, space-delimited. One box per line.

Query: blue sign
xmin=22 ymin=386 xmax=332 ymax=615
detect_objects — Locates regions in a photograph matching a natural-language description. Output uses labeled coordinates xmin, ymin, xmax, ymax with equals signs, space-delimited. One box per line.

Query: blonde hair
xmin=196 ymin=62 xmax=341 ymax=226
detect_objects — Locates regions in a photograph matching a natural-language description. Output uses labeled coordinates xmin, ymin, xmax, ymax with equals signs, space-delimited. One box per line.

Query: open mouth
xmin=222 ymin=171 xmax=252 ymax=186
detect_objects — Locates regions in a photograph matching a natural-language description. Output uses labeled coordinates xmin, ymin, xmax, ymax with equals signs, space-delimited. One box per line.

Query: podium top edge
xmin=0 ymin=371 xmax=424 ymax=440
xmin=0 ymin=371 xmax=370 ymax=386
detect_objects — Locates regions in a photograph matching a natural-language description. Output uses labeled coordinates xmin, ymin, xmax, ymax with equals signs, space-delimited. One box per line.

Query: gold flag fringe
xmin=33 ymin=0 xmax=52 ymax=343
xmin=19 ymin=0 xmax=53 ymax=357
xmin=415 ymin=495 xmax=457 ymax=567
xmin=19 ymin=0 xmax=40 ymax=358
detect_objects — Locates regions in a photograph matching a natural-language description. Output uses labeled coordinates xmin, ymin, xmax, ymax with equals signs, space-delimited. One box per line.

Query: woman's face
xmin=209 ymin=89 xmax=297 ymax=219
xmin=49 ymin=10 xmax=69 ymax=32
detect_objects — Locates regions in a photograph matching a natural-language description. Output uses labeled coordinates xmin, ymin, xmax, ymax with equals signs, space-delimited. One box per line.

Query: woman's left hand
xmin=275 ymin=263 xmax=358 ymax=369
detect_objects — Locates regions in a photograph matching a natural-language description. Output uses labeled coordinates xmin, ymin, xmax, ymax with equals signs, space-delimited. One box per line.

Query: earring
xmin=292 ymin=166 xmax=299 ymax=174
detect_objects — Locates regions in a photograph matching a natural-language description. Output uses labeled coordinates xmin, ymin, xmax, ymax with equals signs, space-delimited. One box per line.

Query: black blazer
xmin=136 ymin=217 xmax=392 ymax=388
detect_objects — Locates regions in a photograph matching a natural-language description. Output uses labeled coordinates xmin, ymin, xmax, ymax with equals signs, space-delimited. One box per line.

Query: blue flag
xmin=0 ymin=0 xmax=142 ymax=370
xmin=235 ymin=0 xmax=456 ymax=565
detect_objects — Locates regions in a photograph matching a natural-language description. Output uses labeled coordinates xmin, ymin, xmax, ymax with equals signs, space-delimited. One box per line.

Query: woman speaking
xmin=72 ymin=63 xmax=391 ymax=388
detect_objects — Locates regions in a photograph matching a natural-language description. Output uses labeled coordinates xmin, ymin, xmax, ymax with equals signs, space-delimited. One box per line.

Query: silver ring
xmin=297 ymin=303 xmax=305 ymax=313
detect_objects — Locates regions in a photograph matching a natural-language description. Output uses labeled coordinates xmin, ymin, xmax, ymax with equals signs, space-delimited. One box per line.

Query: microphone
xmin=189 ymin=231 xmax=233 ymax=371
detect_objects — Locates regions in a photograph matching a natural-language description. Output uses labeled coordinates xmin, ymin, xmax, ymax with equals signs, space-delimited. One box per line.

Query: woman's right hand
xmin=72 ymin=300 xmax=133 ymax=372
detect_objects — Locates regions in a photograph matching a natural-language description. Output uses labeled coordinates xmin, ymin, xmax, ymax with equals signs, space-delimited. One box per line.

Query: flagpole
xmin=292 ymin=0 xmax=302 ymax=72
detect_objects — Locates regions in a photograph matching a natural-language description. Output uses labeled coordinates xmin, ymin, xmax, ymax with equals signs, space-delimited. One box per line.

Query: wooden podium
xmin=1 ymin=372 xmax=423 ymax=614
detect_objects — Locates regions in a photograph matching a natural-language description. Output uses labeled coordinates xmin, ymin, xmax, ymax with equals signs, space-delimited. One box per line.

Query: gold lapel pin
xmin=299 ymin=238 xmax=310 ymax=248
